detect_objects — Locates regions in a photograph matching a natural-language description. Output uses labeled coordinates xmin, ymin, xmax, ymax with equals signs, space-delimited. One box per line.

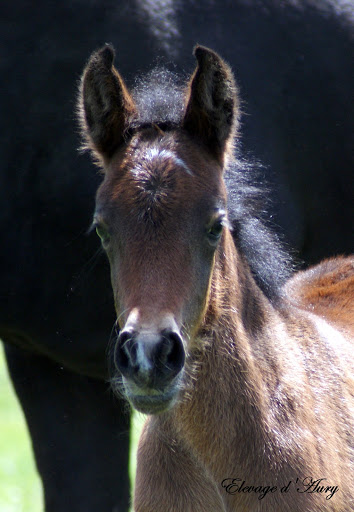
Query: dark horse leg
xmin=4 ymin=344 xmax=130 ymax=512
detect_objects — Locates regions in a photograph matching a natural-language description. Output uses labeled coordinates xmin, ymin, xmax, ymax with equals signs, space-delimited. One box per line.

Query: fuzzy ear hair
xmin=183 ymin=46 xmax=239 ymax=164
xmin=78 ymin=44 xmax=136 ymax=163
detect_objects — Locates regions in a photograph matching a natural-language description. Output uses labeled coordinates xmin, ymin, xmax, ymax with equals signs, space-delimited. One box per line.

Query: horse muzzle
xmin=113 ymin=315 xmax=185 ymax=414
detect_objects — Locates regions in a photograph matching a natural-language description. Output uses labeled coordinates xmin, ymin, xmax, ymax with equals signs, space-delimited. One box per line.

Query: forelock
xmin=130 ymin=68 xmax=186 ymax=129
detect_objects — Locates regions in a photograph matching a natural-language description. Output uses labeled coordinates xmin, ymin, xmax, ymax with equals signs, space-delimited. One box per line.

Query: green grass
xmin=0 ymin=345 xmax=145 ymax=512
xmin=0 ymin=346 xmax=43 ymax=512
xmin=129 ymin=412 xmax=146 ymax=506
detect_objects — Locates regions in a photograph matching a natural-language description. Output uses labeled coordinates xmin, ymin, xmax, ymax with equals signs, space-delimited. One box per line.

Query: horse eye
xmin=95 ymin=224 xmax=111 ymax=246
xmin=207 ymin=218 xmax=224 ymax=243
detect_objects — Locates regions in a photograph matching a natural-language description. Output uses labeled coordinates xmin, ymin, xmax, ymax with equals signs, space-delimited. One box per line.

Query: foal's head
xmin=79 ymin=45 xmax=239 ymax=413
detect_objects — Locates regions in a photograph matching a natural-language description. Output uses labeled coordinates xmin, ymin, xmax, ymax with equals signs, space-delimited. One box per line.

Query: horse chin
xmin=128 ymin=393 xmax=177 ymax=414
xmin=123 ymin=378 xmax=181 ymax=415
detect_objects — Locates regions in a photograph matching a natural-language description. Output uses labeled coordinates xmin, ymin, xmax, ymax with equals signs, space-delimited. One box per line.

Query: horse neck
xmin=202 ymin=229 xmax=277 ymax=382
xmin=175 ymin=229 xmax=281 ymax=476
xmin=167 ymin=233 xmax=352 ymax=492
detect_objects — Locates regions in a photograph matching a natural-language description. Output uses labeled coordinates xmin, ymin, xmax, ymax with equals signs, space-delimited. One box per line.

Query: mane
xmin=224 ymin=160 xmax=294 ymax=301
xmin=120 ymin=69 xmax=294 ymax=301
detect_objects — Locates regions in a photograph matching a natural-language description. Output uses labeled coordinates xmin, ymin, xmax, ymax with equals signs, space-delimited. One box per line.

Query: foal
xmin=79 ymin=45 xmax=354 ymax=511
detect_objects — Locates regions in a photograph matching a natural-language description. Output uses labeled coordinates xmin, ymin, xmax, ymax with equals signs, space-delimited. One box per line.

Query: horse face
xmin=94 ymin=131 xmax=227 ymax=413
xmin=80 ymin=44 xmax=238 ymax=413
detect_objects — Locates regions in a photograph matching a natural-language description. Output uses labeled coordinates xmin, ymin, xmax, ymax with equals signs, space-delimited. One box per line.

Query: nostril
xmin=115 ymin=329 xmax=134 ymax=373
xmin=161 ymin=330 xmax=185 ymax=375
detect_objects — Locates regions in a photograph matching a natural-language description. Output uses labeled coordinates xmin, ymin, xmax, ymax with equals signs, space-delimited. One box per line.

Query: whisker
xmin=116 ymin=308 xmax=130 ymax=327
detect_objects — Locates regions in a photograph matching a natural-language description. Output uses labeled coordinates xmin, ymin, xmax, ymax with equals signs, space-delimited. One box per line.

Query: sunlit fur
xmin=79 ymin=45 xmax=354 ymax=512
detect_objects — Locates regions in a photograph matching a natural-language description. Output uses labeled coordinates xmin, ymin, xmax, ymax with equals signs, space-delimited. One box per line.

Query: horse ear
xmin=183 ymin=46 xmax=239 ymax=164
xmin=78 ymin=44 xmax=136 ymax=163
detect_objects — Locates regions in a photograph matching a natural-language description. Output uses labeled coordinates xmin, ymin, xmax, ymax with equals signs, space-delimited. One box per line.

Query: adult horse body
xmin=1 ymin=1 xmax=353 ymax=510
xmin=79 ymin=45 xmax=354 ymax=511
